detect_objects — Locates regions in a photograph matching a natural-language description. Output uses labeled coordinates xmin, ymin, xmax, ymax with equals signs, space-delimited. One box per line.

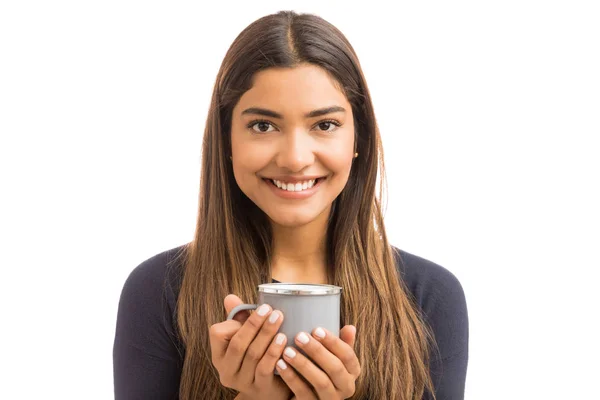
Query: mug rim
xmin=258 ymin=283 xmax=342 ymax=295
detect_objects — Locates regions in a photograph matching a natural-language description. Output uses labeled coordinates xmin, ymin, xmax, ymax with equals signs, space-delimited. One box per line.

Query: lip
xmin=263 ymin=177 xmax=325 ymax=199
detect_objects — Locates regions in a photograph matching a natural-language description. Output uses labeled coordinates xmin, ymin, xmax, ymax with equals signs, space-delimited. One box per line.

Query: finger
xmin=282 ymin=345 xmax=337 ymax=399
xmin=208 ymin=320 xmax=242 ymax=360
xmin=293 ymin=331 xmax=355 ymax=396
xmin=275 ymin=358 xmax=318 ymax=400
xmin=239 ymin=309 xmax=284 ymax=381
xmin=255 ymin=330 xmax=287 ymax=385
xmin=225 ymin=303 xmax=273 ymax=372
xmin=311 ymin=327 xmax=361 ymax=378
xmin=224 ymin=294 xmax=250 ymax=323
xmin=340 ymin=325 xmax=356 ymax=348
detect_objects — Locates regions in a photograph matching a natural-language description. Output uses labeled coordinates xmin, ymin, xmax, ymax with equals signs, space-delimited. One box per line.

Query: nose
xmin=275 ymin=129 xmax=315 ymax=172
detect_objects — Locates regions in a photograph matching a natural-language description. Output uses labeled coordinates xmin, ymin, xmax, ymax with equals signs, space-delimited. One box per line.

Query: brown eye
xmin=250 ymin=121 xmax=275 ymax=133
xmin=318 ymin=122 xmax=331 ymax=131
xmin=316 ymin=120 xmax=340 ymax=132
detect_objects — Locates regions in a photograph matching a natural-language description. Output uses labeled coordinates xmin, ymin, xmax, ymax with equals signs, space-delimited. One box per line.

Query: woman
xmin=113 ymin=10 xmax=468 ymax=400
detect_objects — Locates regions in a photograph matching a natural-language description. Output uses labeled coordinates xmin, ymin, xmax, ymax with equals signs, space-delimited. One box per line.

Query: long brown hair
xmin=176 ymin=10 xmax=436 ymax=400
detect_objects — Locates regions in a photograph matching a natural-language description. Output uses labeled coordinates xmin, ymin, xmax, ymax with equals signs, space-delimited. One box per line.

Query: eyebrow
xmin=241 ymin=106 xmax=346 ymax=119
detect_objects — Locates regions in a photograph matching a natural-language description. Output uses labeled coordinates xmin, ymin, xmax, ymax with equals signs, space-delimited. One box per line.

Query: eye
xmin=315 ymin=120 xmax=341 ymax=132
xmin=248 ymin=120 xmax=276 ymax=133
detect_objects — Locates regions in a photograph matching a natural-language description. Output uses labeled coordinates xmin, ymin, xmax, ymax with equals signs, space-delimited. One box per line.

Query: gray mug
xmin=227 ymin=283 xmax=342 ymax=351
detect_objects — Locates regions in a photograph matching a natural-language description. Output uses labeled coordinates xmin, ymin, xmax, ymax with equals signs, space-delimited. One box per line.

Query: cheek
xmin=231 ymin=152 xmax=272 ymax=192
xmin=232 ymin=159 xmax=256 ymax=188
xmin=233 ymin=150 xmax=272 ymax=173
xmin=336 ymin=157 xmax=355 ymax=184
xmin=231 ymin=134 xmax=261 ymax=176
xmin=322 ymin=141 xmax=355 ymax=177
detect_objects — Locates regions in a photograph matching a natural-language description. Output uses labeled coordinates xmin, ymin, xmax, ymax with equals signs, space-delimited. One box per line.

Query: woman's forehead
xmin=234 ymin=65 xmax=349 ymax=117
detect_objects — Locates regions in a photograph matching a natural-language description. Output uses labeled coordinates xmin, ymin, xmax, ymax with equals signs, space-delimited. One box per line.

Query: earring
xmin=354 ymin=152 xmax=359 ymax=158
xmin=229 ymin=156 xmax=232 ymax=161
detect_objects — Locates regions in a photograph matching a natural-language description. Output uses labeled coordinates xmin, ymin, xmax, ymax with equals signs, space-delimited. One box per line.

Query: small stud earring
xmin=354 ymin=152 xmax=359 ymax=158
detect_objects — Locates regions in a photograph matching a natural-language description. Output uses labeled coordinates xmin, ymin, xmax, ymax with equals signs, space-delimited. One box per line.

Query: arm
xmin=394 ymin=248 xmax=469 ymax=400
xmin=427 ymin=349 xmax=468 ymax=399
xmin=423 ymin=269 xmax=469 ymax=400
xmin=113 ymin=255 xmax=183 ymax=400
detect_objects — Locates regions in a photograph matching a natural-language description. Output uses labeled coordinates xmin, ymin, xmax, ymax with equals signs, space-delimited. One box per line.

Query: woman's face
xmin=230 ymin=64 xmax=355 ymax=228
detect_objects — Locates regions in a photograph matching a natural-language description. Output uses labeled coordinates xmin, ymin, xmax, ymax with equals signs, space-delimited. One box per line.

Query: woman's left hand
xmin=275 ymin=325 xmax=361 ymax=399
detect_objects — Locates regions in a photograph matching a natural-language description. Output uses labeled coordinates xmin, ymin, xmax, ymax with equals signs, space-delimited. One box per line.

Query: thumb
xmin=224 ymin=294 xmax=250 ymax=323
xmin=340 ymin=325 xmax=357 ymax=348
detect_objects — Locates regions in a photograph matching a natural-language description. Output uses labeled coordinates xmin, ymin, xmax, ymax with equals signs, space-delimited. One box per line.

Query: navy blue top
xmin=113 ymin=245 xmax=468 ymax=399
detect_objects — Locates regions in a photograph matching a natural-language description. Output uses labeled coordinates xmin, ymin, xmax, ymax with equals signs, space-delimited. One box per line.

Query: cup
xmin=227 ymin=283 xmax=342 ymax=350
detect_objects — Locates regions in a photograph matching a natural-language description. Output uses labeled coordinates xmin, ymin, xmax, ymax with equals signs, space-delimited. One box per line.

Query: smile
xmin=262 ymin=177 xmax=326 ymax=198
xmin=270 ymin=178 xmax=323 ymax=192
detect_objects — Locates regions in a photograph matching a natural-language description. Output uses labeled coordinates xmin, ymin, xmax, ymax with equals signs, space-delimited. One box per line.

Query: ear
xmin=223 ymin=294 xmax=250 ymax=323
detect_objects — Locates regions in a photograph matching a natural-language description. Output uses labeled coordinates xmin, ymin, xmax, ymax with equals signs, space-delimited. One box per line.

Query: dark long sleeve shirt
xmin=113 ymin=245 xmax=469 ymax=399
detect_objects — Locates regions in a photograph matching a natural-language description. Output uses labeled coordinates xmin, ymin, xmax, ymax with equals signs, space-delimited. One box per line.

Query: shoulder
xmin=391 ymin=247 xmax=466 ymax=310
xmin=391 ymin=246 xmax=469 ymax=360
xmin=115 ymin=244 xmax=187 ymax=358
xmin=113 ymin=245 xmax=188 ymax=396
xmin=122 ymin=244 xmax=186 ymax=300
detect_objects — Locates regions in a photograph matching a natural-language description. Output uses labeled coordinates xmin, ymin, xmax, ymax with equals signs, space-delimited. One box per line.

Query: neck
xmin=270 ymin=208 xmax=330 ymax=284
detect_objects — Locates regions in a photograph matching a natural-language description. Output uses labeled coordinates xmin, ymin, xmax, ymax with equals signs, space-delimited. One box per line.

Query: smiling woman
xmin=231 ymin=65 xmax=355 ymax=228
xmin=113 ymin=10 xmax=468 ymax=400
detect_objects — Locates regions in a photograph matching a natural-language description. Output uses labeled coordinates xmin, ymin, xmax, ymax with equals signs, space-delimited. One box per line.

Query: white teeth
xmin=271 ymin=179 xmax=318 ymax=192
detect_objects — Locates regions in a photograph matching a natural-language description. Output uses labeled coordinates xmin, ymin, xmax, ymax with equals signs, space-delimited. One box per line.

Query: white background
xmin=1 ymin=0 xmax=598 ymax=399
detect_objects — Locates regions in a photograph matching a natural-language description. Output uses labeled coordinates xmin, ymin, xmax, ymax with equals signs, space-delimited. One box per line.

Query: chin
xmin=265 ymin=210 xmax=324 ymax=228
xmin=269 ymin=215 xmax=315 ymax=228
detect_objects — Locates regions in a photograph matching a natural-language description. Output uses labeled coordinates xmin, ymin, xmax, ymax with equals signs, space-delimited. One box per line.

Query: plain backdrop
xmin=1 ymin=0 xmax=598 ymax=399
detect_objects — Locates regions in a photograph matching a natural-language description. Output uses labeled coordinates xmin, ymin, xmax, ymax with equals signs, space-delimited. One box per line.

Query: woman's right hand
xmin=209 ymin=294 xmax=292 ymax=400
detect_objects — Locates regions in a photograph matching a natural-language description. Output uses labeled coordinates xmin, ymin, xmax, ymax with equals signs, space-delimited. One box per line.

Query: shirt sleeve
xmin=426 ymin=348 xmax=468 ymax=400
xmin=113 ymin=251 xmax=184 ymax=400
xmin=395 ymin=249 xmax=469 ymax=400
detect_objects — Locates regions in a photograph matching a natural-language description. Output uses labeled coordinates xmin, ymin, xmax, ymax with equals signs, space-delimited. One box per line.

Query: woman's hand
xmin=275 ymin=325 xmax=361 ymax=399
xmin=209 ymin=295 xmax=292 ymax=400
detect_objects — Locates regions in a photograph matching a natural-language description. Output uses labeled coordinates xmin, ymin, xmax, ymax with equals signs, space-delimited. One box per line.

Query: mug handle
xmin=227 ymin=304 xmax=258 ymax=320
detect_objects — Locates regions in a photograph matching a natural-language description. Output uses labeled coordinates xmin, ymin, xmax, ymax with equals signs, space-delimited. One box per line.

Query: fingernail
xmin=277 ymin=359 xmax=287 ymax=370
xmin=256 ymin=304 xmax=270 ymax=316
xmin=275 ymin=333 xmax=285 ymax=345
xmin=314 ymin=327 xmax=326 ymax=339
xmin=269 ymin=310 xmax=280 ymax=323
xmin=284 ymin=347 xmax=296 ymax=358
xmin=296 ymin=332 xmax=310 ymax=344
